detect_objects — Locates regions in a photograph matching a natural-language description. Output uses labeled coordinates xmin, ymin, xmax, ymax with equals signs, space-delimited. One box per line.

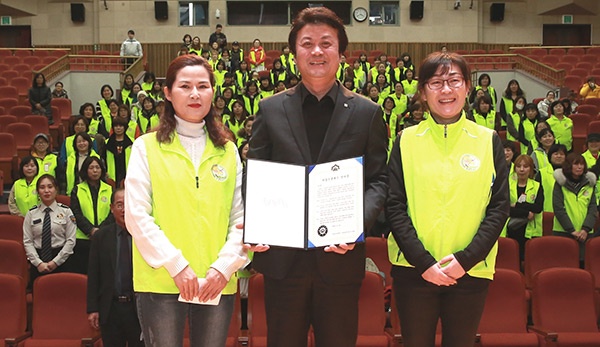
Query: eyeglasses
xmin=426 ymin=77 xmax=465 ymax=90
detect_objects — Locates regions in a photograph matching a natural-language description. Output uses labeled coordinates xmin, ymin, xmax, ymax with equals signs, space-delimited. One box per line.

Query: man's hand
xmin=324 ymin=243 xmax=355 ymax=254
xmin=88 ymin=312 xmax=100 ymax=330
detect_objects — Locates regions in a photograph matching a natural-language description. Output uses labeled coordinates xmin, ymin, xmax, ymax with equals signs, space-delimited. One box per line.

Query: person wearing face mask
xmin=518 ymin=103 xmax=541 ymax=155
xmin=553 ymin=153 xmax=597 ymax=260
xmin=537 ymin=90 xmax=555 ymax=119
xmin=580 ymin=77 xmax=600 ymax=99
xmin=546 ymin=100 xmax=573 ymax=151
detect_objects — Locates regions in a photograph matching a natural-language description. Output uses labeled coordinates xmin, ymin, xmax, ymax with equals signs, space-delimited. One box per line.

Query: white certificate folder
xmin=244 ymin=156 xmax=365 ymax=249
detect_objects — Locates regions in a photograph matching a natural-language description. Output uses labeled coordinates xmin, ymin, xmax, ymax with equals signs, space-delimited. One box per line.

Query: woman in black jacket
xmin=28 ymin=73 xmax=53 ymax=124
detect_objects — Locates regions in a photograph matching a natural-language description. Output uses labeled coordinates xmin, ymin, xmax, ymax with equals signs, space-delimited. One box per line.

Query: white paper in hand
xmin=177 ymin=278 xmax=222 ymax=305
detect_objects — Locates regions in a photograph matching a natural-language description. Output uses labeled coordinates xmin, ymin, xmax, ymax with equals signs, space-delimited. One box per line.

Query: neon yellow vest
xmin=138 ymin=113 xmax=160 ymax=134
xmin=521 ymin=119 xmax=537 ymax=155
xmin=582 ymin=150 xmax=597 ymax=169
xmin=242 ymin=95 xmax=260 ymax=115
xmin=134 ymin=132 xmax=238 ymax=294
xmin=65 ymin=150 xmax=100 ymax=195
xmin=401 ymin=80 xmax=418 ymax=96
xmin=475 ymin=86 xmax=496 ymax=109
xmin=390 ymin=93 xmax=408 ymax=118
xmin=75 ymin=180 xmax=112 ymax=240
xmin=141 ymin=82 xmax=153 ymax=92
xmin=507 ymin=112 xmax=521 ymax=142
xmin=553 ymin=181 xmax=595 ymax=233
xmin=502 ymin=176 xmax=542 ymax=238
xmin=14 ymin=178 xmax=39 ymax=216
xmin=98 ymin=99 xmax=112 ymax=133
xmin=546 ymin=115 xmax=573 ymax=151
xmin=388 ymin=113 xmax=498 ymax=280
xmin=472 ymin=110 xmax=496 ymax=130
xmin=539 ymin=165 xmax=556 ymax=213
xmin=105 ymin=145 xmax=131 ymax=182
xmin=35 ymin=154 xmax=58 ymax=179
xmin=126 ymin=120 xmax=138 ymax=141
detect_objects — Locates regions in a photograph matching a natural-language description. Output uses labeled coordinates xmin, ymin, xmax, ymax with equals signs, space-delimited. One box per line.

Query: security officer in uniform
xmin=23 ymin=174 xmax=77 ymax=288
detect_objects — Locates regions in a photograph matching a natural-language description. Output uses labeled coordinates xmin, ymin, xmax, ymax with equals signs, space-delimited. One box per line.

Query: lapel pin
xmin=343 ymin=103 xmax=348 ymax=108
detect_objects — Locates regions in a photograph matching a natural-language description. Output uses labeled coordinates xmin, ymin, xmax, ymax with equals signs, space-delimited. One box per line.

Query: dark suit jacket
xmin=87 ymin=215 xmax=121 ymax=325
xmin=247 ymin=81 xmax=389 ymax=285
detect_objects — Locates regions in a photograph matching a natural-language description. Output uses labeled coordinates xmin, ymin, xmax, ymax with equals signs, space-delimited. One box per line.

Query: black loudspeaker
xmin=410 ymin=1 xmax=424 ymax=20
xmin=490 ymin=3 xmax=505 ymax=22
xmin=155 ymin=1 xmax=168 ymax=21
xmin=71 ymin=3 xmax=85 ymax=23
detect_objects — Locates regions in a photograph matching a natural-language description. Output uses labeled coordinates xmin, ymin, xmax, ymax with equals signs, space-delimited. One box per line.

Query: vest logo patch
xmin=211 ymin=164 xmax=228 ymax=182
xmin=101 ymin=196 xmax=108 ymax=203
xmin=460 ymin=154 xmax=481 ymax=172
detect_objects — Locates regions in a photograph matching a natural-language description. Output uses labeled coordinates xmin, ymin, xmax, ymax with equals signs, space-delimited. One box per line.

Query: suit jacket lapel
xmin=282 ymin=86 xmax=312 ymax=163
xmin=318 ymin=85 xmax=354 ymax=162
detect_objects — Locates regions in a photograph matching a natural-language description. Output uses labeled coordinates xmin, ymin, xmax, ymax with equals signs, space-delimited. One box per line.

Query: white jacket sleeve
xmin=124 ymin=138 xmax=190 ymax=277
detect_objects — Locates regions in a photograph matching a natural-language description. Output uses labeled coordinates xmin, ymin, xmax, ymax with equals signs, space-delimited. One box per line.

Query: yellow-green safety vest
xmin=134 ymin=132 xmax=238 ymax=294
xmin=75 ymin=180 xmax=112 ymax=240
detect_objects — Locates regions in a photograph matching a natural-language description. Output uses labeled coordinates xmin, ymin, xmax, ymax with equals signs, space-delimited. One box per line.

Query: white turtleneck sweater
xmin=125 ymin=115 xmax=246 ymax=284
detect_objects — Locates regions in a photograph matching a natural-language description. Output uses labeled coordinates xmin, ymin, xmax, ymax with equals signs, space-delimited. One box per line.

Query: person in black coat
xmin=28 ymin=73 xmax=53 ymax=124
xmin=87 ymin=188 xmax=143 ymax=347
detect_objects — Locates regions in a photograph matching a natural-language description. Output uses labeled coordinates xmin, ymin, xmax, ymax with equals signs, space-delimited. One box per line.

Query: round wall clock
xmin=353 ymin=7 xmax=368 ymax=22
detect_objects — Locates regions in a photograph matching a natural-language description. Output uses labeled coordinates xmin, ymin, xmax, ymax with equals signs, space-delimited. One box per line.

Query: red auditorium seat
xmin=496 ymin=237 xmax=521 ymax=273
xmin=55 ymin=194 xmax=71 ymax=206
xmin=41 ymin=56 xmax=57 ymax=65
xmin=530 ymin=48 xmax=547 ymax=56
xmin=22 ymin=115 xmax=50 ymax=138
xmin=577 ymin=104 xmax=599 ymax=117
xmin=0 ymin=70 xmax=18 ymax=81
xmin=0 ymin=86 xmax=19 ymax=99
xmin=585 ymin=237 xmax=600 ymax=291
xmin=570 ymin=68 xmax=589 ymax=80
xmin=568 ymin=48 xmax=585 ymax=55
xmin=540 ymin=55 xmax=559 ymax=66
xmin=584 ymin=98 xmax=600 ymax=108
xmin=21 ymin=56 xmax=40 ymax=66
xmin=524 ymin=236 xmax=579 ymax=289
xmin=19 ymin=273 xmax=101 ymax=347
xmin=576 ymin=62 xmax=594 ymax=71
xmin=0 ymin=133 xmax=17 ymax=184
xmin=9 ymin=77 xmax=30 ymax=98
xmin=0 ymin=115 xmax=17 ymax=131
xmin=560 ymin=54 xmax=579 ymax=64
xmin=530 ymin=268 xmax=600 ymax=347
xmin=8 ymin=105 xmax=33 ymax=119
xmin=366 ymin=236 xmax=392 ymax=286
xmin=0 ymin=274 xmax=29 ymax=346
xmin=0 ymin=240 xmax=28 ymax=289
xmin=548 ymin=48 xmax=566 ymax=56
xmin=356 ymin=272 xmax=394 ymax=347
xmin=587 ymin=47 xmax=600 ymax=56
xmin=5 ymin=122 xmax=34 ymax=158
xmin=588 ymin=121 xmax=600 ymax=134
xmin=0 ymin=215 xmax=24 ymax=244
xmin=563 ymin=75 xmax=583 ymax=92
xmin=477 ymin=269 xmax=538 ymax=347
xmin=555 ymin=62 xmax=573 ymax=72
xmin=581 ymin=54 xmax=598 ymax=64
xmin=3 ymin=56 xmax=21 ymax=65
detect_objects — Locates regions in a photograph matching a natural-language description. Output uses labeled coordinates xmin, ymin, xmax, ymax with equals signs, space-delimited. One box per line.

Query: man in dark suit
xmin=247 ymin=7 xmax=388 ymax=347
xmin=87 ymin=189 xmax=143 ymax=347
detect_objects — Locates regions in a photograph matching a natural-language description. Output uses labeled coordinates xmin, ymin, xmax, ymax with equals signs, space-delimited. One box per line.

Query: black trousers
xmin=71 ymin=239 xmax=90 ymax=274
xmin=263 ymin=253 xmax=361 ymax=347
xmin=100 ymin=300 xmax=143 ymax=347
xmin=392 ymin=266 xmax=490 ymax=347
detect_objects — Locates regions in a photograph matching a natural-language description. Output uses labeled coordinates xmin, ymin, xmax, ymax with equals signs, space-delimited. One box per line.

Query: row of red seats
xmin=0 ymin=49 xmax=67 ymax=58
xmin=0 ymin=56 xmax=59 ymax=71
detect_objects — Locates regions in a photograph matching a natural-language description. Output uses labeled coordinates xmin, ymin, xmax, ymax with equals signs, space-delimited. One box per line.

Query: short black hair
xmin=79 ymin=156 xmax=106 ymax=182
xmin=288 ymin=6 xmax=348 ymax=55
xmin=19 ymin=156 xmax=39 ymax=179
